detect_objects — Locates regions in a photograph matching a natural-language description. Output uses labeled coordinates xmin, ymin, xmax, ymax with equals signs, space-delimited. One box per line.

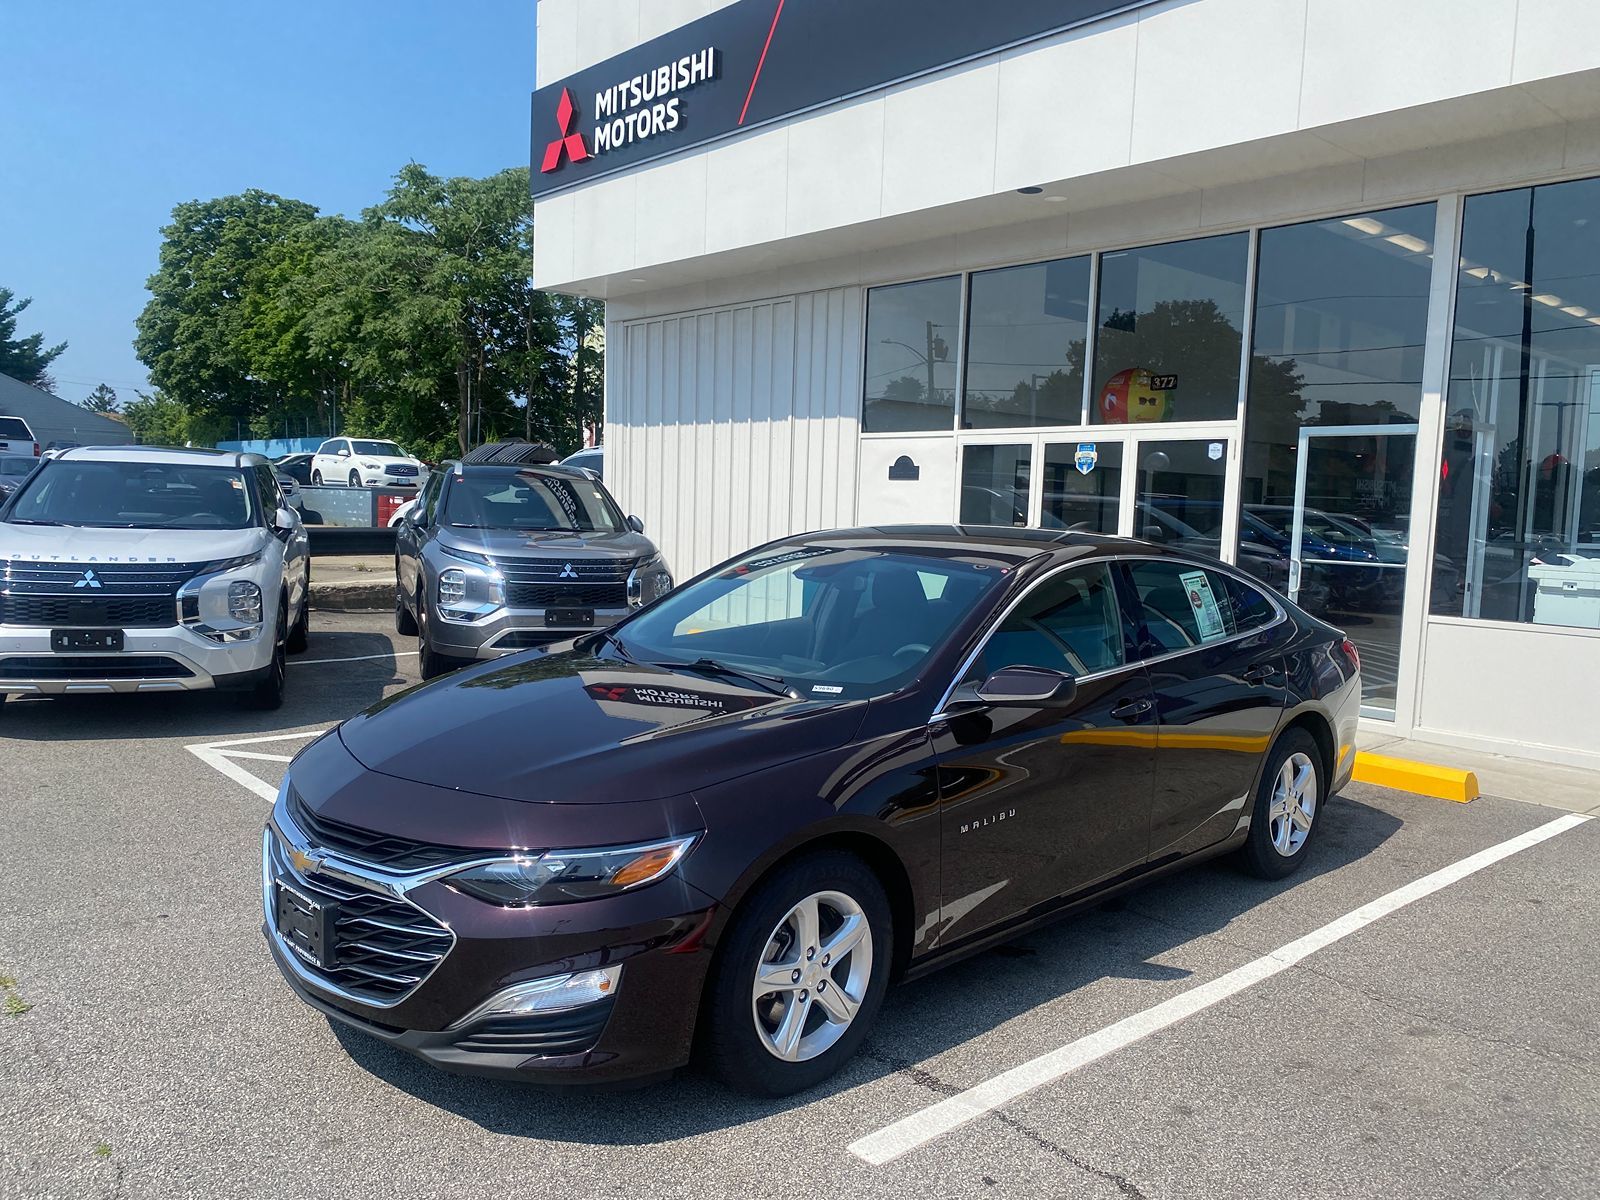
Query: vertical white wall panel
xmin=608 ymin=287 xmax=861 ymax=578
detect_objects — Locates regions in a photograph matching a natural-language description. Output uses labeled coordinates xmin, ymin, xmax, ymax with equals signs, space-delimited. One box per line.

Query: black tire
xmin=239 ymin=599 xmax=288 ymax=710
xmin=286 ymin=588 xmax=310 ymax=654
xmin=416 ymin=589 xmax=465 ymax=680
xmin=348 ymin=469 xmax=361 ymax=488
xmin=311 ymin=470 xmax=322 ymax=486
xmin=702 ymin=851 xmax=893 ymax=1097
xmin=395 ymin=576 xmax=418 ymax=635
xmin=1237 ymin=727 xmax=1325 ymax=880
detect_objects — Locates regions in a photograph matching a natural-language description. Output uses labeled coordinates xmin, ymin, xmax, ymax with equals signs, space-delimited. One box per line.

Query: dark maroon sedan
xmin=263 ymin=527 xmax=1360 ymax=1095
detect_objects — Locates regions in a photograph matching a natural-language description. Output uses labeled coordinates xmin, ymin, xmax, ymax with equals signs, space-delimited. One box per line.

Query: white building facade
xmin=532 ymin=0 xmax=1600 ymax=768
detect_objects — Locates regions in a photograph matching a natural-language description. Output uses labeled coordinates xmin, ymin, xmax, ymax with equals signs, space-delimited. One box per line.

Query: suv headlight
xmin=436 ymin=560 xmax=504 ymax=620
xmin=439 ymin=568 xmax=467 ymax=605
xmin=228 ymin=580 xmax=262 ymax=623
xmin=627 ymin=554 xmax=673 ymax=608
xmin=444 ymin=835 xmax=698 ymax=907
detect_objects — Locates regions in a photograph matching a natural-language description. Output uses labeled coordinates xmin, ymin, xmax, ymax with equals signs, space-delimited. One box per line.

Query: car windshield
xmin=445 ymin=470 xmax=623 ymax=532
xmin=351 ymin=440 xmax=404 ymax=457
xmin=4 ymin=460 xmax=257 ymax=529
xmin=0 ymin=457 xmax=35 ymax=477
xmin=610 ymin=545 xmax=1005 ymax=702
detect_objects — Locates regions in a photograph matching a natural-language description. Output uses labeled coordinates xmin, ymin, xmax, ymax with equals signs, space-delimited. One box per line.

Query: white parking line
xmin=849 ymin=811 xmax=1593 ymax=1166
xmin=185 ymin=728 xmax=332 ymax=803
xmin=291 ymin=650 xmax=419 ymax=666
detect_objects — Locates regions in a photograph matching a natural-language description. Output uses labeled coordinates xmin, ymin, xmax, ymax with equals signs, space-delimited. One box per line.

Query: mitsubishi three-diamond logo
xmin=74 ymin=569 xmax=102 ymax=589
xmin=541 ymin=88 xmax=590 ymax=173
xmin=559 ymin=562 xmax=579 ymax=579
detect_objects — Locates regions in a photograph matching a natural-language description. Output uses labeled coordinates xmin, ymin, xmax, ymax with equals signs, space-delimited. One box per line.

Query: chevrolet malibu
xmin=264 ymin=527 xmax=1360 ymax=1095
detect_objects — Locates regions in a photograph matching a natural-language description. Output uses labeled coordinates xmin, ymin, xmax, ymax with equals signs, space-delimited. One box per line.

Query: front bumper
xmin=431 ymin=605 xmax=631 ymax=659
xmin=0 ymin=623 xmax=273 ymax=694
xmin=261 ymin=791 xmax=717 ymax=1084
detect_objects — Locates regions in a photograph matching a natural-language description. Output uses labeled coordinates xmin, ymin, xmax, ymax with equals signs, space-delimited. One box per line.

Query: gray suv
xmin=394 ymin=454 xmax=670 ymax=678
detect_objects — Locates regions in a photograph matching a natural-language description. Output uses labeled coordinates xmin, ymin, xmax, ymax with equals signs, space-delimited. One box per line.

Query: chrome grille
xmin=287 ymin=784 xmax=473 ymax=872
xmin=266 ymin=829 xmax=453 ymax=1007
xmin=499 ymin=557 xmax=638 ymax=584
xmin=0 ymin=559 xmax=198 ymax=627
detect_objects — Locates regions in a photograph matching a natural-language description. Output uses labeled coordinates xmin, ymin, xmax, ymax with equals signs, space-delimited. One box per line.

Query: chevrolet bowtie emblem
xmin=73 ymin=569 xmax=102 ymax=589
xmin=559 ymin=562 xmax=578 ymax=579
xmin=288 ymin=846 xmax=324 ymax=876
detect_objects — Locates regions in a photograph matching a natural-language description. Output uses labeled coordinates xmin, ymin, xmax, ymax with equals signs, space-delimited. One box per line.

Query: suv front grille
xmin=0 ymin=594 xmax=175 ymax=627
xmin=500 ymin=558 xmax=638 ymax=584
xmin=0 ymin=655 xmax=193 ymax=680
xmin=287 ymin=785 xmax=477 ymax=873
xmin=505 ymin=582 xmax=627 ymax=609
xmin=267 ymin=830 xmax=453 ymax=1006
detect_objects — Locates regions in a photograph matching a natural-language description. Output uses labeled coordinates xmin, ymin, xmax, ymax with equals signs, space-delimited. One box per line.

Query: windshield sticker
xmin=811 ymin=684 xmax=843 ymax=694
xmin=1178 ymin=569 xmax=1227 ymax=642
xmin=543 ymin=479 xmax=584 ymax=525
xmin=721 ymin=546 xmax=834 ymax=578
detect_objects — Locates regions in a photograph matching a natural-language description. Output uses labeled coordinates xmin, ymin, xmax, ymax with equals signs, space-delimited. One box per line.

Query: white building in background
xmin=530 ymin=0 xmax=1600 ymax=768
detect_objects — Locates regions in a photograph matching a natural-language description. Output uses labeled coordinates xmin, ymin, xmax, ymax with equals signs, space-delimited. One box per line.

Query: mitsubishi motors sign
xmin=530 ymin=0 xmax=1158 ymax=199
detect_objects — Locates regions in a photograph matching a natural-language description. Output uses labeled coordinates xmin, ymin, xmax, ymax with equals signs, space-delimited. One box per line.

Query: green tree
xmin=0 ymin=288 xmax=67 ymax=390
xmin=134 ymin=190 xmax=321 ymax=435
xmin=81 ymin=383 xmax=119 ymax=413
xmin=121 ymin=390 xmax=192 ymax=446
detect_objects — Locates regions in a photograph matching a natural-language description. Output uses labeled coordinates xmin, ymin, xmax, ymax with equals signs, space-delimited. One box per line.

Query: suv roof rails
xmin=460 ymin=440 xmax=561 ymax=465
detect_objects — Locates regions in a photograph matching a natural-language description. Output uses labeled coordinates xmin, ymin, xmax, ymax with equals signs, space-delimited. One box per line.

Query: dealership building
xmin=531 ymin=0 xmax=1600 ymax=767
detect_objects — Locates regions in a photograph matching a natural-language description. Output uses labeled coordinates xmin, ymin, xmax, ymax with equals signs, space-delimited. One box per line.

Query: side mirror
xmin=627 ymin=515 xmax=645 ymax=533
xmin=274 ymin=506 xmax=296 ymax=532
xmin=974 ymin=665 xmax=1077 ymax=707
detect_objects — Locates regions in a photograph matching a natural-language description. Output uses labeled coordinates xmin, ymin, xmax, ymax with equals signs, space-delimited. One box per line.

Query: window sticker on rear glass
xmin=1178 ymin=569 xmax=1227 ymax=642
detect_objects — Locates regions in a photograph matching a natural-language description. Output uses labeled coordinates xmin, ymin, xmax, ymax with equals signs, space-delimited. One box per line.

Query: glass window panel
xmin=965 ymin=564 xmax=1125 ymax=680
xmin=1093 ymin=234 xmax=1249 ymax=426
xmin=959 ymin=443 xmax=1031 ymax=527
xmin=1133 ymin=439 xmax=1231 ymax=563
xmin=863 ymin=277 xmax=962 ymax=432
xmin=1041 ymin=441 xmax=1122 ymax=533
xmin=1125 ymin=560 xmax=1239 ymax=655
xmin=1433 ymin=178 xmax=1600 ymax=628
xmin=963 ymin=257 xmax=1091 ymax=428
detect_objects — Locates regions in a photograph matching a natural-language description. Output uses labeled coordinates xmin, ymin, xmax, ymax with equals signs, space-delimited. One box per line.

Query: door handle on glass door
xmin=1110 ymin=696 xmax=1153 ymax=723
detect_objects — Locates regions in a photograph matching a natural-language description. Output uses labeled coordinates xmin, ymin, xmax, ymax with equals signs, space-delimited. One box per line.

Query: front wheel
xmin=238 ymin=599 xmax=288 ymax=710
xmin=1237 ymin=728 xmax=1324 ymax=880
xmin=286 ymin=588 xmax=310 ymax=654
xmin=416 ymin=590 xmax=466 ymax=680
xmin=348 ymin=469 xmax=361 ymax=488
xmin=702 ymin=851 xmax=892 ymax=1096
xmin=311 ymin=470 xmax=322 ymax=486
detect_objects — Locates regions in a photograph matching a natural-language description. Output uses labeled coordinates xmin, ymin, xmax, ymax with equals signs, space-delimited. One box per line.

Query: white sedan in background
xmin=310 ymin=438 xmax=428 ymax=488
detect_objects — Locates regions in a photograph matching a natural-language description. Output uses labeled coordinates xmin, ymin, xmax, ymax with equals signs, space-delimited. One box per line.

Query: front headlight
xmin=361 ymin=460 xmax=379 ymax=470
xmin=228 ymin=580 xmax=262 ymax=623
xmin=627 ymin=554 xmax=674 ymax=608
xmin=439 ymin=568 xmax=467 ymax=605
xmin=445 ymin=834 xmax=698 ymax=907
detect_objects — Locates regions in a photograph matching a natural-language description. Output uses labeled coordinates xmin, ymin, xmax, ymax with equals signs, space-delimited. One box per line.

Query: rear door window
xmin=1124 ymin=560 xmax=1240 ymax=655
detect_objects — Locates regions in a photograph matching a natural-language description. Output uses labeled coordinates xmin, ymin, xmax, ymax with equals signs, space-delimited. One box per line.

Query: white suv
xmin=0 ymin=446 xmax=310 ymax=709
xmin=310 ymin=437 xmax=427 ymax=488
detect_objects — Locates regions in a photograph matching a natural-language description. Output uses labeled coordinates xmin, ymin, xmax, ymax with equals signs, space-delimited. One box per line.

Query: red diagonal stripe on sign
xmin=738 ymin=0 xmax=786 ymax=126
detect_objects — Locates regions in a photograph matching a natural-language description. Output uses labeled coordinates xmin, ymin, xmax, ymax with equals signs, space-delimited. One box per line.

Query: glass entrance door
xmin=1287 ymin=424 xmax=1419 ymax=717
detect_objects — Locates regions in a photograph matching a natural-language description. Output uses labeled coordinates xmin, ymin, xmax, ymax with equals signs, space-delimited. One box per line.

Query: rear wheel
xmin=1238 ymin=728 xmax=1324 ymax=879
xmin=702 ymin=851 xmax=892 ymax=1096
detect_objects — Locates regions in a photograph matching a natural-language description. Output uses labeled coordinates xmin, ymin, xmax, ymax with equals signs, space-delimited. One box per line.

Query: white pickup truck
xmin=0 ymin=445 xmax=310 ymax=709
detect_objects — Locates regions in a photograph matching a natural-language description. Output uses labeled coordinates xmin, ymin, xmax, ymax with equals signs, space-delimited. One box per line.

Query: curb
xmin=310 ymin=581 xmax=393 ymax=613
xmin=1352 ymin=751 xmax=1479 ymax=804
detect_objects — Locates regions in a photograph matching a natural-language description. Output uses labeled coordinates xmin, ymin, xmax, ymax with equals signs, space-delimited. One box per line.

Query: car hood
xmin=337 ymin=651 xmax=867 ymax=803
xmin=0 ymin=522 xmax=264 ymax=563
xmin=435 ymin=527 xmax=655 ymax=562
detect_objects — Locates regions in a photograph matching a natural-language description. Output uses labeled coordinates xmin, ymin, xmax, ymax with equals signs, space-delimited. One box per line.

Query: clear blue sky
xmin=1 ymin=0 xmax=536 ymax=406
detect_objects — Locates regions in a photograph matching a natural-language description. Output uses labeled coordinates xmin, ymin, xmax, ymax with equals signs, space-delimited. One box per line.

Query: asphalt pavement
xmin=1 ymin=610 xmax=1597 ymax=1199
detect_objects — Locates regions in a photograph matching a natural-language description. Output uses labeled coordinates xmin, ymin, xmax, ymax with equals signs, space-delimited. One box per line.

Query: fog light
xmin=449 ymin=965 xmax=622 ymax=1028
xmin=228 ymin=580 xmax=262 ymax=623
xmin=439 ymin=569 xmax=466 ymax=605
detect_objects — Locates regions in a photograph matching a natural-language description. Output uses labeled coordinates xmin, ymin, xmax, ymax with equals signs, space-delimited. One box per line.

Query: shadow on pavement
xmin=0 ymin=630 xmax=411 ymax=742
xmin=330 ymin=791 xmax=1402 ymax=1145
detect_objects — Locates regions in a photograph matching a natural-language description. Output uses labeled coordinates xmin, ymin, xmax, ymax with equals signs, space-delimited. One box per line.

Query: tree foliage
xmin=0 ymin=287 xmax=67 ymax=390
xmin=81 ymin=384 xmax=119 ymax=413
xmin=121 ymin=390 xmax=192 ymax=446
xmin=133 ymin=165 xmax=602 ymax=457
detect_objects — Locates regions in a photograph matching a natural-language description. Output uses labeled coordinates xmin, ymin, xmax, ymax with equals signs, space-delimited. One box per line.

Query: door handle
xmin=1110 ymin=696 xmax=1153 ymax=722
xmin=1244 ymin=663 xmax=1277 ymax=684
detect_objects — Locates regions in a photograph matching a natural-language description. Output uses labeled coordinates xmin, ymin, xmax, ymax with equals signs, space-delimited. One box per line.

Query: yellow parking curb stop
xmin=1352 ymin=752 xmax=1479 ymax=804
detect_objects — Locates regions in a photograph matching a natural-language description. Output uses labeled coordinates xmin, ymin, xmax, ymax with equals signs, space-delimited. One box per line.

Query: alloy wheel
xmin=751 ymin=890 xmax=873 ymax=1062
xmin=1269 ymin=751 xmax=1317 ymax=857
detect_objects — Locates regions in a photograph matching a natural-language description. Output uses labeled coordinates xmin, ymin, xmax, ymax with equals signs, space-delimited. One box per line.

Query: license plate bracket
xmin=51 ymin=628 xmax=125 ymax=652
xmin=545 ymin=607 xmax=595 ymax=627
xmin=275 ymin=882 xmax=337 ymax=968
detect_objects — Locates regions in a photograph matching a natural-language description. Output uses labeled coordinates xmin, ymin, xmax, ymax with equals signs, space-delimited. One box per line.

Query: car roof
xmin=444 ymin=461 xmax=594 ymax=480
xmin=765 ymin=524 xmax=1168 ymax=568
xmin=54 ymin=444 xmax=264 ymax=468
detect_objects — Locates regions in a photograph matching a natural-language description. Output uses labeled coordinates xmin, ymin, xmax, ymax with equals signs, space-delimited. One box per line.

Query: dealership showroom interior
xmin=6 ymin=1 xmax=1600 ymax=1197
